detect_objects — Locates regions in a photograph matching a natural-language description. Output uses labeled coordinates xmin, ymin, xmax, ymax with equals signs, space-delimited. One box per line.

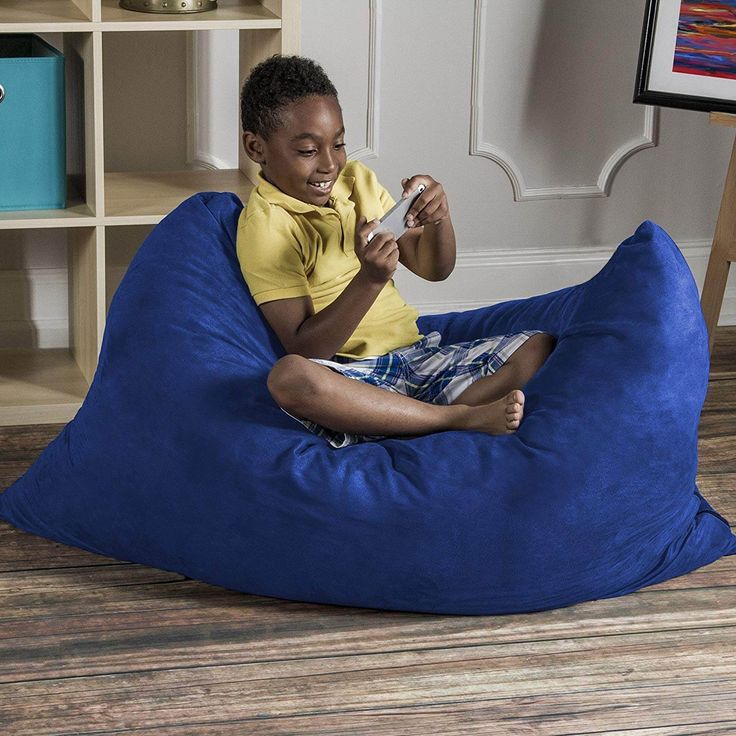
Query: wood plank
xmin=0 ymin=0 xmax=89 ymax=25
xmin=39 ymin=685 xmax=736 ymax=736
xmin=701 ymin=132 xmax=736 ymax=352
xmin=68 ymin=226 xmax=105 ymax=386
xmin=1 ymin=628 xmax=735 ymax=735
xmin=0 ymin=523 xmax=123 ymax=572
xmin=710 ymin=325 xmax=736 ymax=376
xmin=0 ymin=200 xmax=94 ymax=229
xmin=0 ymin=349 xmax=88 ymax=427
xmin=0 ymin=424 xmax=62 ymax=463
xmin=698 ymin=430 xmax=736 ymax=474
xmin=697 ymin=352 xmax=736 ymax=475
xmin=711 ymin=111 xmax=736 ymax=128
xmin=100 ymin=0 xmax=282 ymax=28
xmin=2 ymin=569 xmax=736 ymax=681
xmin=50 ymin=719 xmax=736 ymax=736
xmin=695 ymin=474 xmax=736 ymax=516
xmin=703 ymin=377 xmax=736 ymax=411
xmin=104 ymin=169 xmax=252 ymax=221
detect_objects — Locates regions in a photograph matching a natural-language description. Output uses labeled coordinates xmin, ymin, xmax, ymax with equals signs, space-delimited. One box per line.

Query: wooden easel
xmin=702 ymin=112 xmax=736 ymax=356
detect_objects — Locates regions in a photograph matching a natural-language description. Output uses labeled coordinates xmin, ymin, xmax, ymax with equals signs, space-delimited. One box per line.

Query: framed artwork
xmin=635 ymin=0 xmax=736 ymax=113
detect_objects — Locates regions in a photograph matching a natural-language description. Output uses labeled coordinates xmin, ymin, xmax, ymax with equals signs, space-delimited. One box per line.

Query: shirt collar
xmin=255 ymin=168 xmax=356 ymax=214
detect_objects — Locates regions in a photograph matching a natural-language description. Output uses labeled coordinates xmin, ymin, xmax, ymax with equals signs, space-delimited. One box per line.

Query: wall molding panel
xmin=469 ymin=0 xmax=660 ymax=201
xmin=345 ymin=0 xmax=382 ymax=161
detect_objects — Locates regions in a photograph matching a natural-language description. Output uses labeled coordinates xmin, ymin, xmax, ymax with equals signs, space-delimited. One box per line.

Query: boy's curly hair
xmin=240 ymin=54 xmax=339 ymax=139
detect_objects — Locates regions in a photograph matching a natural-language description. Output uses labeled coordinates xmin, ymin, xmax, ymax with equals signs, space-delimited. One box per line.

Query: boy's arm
xmin=396 ymin=175 xmax=456 ymax=282
xmin=260 ymin=218 xmax=400 ymax=360
xmin=260 ymin=270 xmax=384 ymax=360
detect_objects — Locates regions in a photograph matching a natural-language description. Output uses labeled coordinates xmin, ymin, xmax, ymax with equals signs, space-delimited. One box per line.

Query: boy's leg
xmin=450 ymin=333 xmax=556 ymax=407
xmin=268 ymin=355 xmax=524 ymax=437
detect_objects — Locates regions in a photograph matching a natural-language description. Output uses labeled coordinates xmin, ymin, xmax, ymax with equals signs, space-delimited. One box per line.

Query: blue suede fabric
xmin=1 ymin=191 xmax=734 ymax=615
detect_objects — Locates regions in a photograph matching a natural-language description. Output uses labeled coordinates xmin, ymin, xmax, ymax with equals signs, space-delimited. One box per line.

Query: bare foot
xmin=464 ymin=389 xmax=525 ymax=435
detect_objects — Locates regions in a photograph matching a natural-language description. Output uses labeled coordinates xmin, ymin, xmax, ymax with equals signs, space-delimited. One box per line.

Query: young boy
xmin=237 ymin=55 xmax=556 ymax=449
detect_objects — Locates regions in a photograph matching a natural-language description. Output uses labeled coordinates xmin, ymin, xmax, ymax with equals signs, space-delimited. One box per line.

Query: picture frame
xmin=634 ymin=0 xmax=736 ymax=114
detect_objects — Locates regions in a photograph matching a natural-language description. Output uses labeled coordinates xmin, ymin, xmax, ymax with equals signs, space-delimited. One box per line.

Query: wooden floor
xmin=1 ymin=329 xmax=735 ymax=735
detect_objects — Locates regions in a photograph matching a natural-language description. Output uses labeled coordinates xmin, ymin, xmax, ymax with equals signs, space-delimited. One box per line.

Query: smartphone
xmin=366 ymin=184 xmax=426 ymax=243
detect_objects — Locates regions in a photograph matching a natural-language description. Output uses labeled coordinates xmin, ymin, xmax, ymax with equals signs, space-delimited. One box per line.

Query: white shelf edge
xmin=0 ymin=215 xmax=181 ymax=228
xmin=0 ymin=20 xmax=281 ymax=32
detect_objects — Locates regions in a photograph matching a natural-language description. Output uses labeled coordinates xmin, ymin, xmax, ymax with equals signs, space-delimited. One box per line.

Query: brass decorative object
xmin=119 ymin=0 xmax=217 ymax=13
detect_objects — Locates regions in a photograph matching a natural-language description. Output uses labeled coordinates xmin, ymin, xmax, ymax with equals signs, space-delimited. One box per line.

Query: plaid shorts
xmin=281 ymin=329 xmax=545 ymax=449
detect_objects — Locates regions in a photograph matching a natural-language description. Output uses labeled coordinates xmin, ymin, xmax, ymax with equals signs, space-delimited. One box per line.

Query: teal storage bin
xmin=0 ymin=34 xmax=66 ymax=211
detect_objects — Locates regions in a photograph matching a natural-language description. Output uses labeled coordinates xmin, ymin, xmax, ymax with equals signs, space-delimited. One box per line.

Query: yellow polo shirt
xmin=236 ymin=159 xmax=423 ymax=360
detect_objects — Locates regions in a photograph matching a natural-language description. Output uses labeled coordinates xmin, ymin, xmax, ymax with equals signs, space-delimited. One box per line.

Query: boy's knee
xmin=268 ymin=354 xmax=304 ymax=402
xmin=268 ymin=354 xmax=319 ymax=408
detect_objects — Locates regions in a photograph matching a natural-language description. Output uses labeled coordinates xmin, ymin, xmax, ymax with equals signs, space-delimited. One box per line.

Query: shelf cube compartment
xmin=0 ymin=226 xmax=101 ymax=426
xmin=0 ymin=34 xmax=66 ymax=211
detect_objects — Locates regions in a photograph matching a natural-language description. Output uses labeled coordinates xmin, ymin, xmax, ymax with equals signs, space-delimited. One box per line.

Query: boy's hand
xmin=401 ymin=175 xmax=450 ymax=228
xmin=355 ymin=215 xmax=400 ymax=286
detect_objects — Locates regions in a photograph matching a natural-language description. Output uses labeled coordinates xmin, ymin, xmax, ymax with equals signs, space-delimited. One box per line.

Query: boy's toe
xmin=507 ymin=403 xmax=521 ymax=416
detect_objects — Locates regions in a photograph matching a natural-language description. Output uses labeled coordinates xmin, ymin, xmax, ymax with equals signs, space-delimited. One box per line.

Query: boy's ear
xmin=243 ymin=132 xmax=266 ymax=164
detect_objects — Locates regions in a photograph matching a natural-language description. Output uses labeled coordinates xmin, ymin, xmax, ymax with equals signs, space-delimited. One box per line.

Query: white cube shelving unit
xmin=0 ymin=0 xmax=300 ymax=425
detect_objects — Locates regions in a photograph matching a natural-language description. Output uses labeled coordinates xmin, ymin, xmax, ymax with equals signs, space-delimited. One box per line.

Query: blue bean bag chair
xmin=1 ymin=192 xmax=734 ymax=615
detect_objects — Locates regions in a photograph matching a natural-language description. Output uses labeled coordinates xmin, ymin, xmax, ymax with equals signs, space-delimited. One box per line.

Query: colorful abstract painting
xmin=674 ymin=1 xmax=736 ymax=79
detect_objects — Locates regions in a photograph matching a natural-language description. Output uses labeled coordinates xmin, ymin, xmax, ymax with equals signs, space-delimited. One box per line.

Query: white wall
xmin=3 ymin=0 xmax=735 ymax=350
xmin=298 ymin=0 xmax=736 ymax=315
xmin=301 ymin=0 xmax=731 ymax=242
